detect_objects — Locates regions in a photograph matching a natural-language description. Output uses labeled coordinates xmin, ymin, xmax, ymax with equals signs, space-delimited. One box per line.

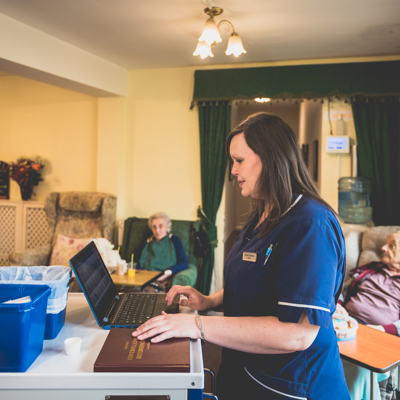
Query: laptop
xmin=69 ymin=241 xmax=180 ymax=329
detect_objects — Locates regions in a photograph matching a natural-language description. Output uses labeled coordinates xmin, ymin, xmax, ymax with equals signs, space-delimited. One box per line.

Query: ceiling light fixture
xmin=193 ymin=6 xmax=246 ymax=59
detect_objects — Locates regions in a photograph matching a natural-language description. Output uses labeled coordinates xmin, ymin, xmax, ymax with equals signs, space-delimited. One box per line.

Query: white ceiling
xmin=0 ymin=0 xmax=399 ymax=70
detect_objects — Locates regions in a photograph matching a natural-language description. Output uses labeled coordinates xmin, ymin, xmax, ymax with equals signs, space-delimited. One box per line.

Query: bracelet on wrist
xmin=196 ymin=315 xmax=206 ymax=344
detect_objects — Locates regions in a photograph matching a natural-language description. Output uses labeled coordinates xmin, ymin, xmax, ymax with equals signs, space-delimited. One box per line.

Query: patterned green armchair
xmin=120 ymin=217 xmax=203 ymax=288
xmin=9 ymin=191 xmax=117 ymax=266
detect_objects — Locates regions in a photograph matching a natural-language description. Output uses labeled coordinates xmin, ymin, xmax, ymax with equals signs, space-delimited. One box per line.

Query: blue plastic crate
xmin=0 ymin=284 xmax=51 ymax=372
xmin=0 ymin=266 xmax=71 ymax=340
xmin=45 ymin=306 xmax=67 ymax=340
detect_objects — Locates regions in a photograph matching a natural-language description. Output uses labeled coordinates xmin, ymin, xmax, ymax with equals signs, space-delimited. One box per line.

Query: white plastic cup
xmin=116 ymin=263 xmax=125 ymax=276
xmin=64 ymin=337 xmax=82 ymax=356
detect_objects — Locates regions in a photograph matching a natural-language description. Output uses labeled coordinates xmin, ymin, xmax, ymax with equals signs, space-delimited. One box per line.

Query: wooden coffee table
xmin=111 ymin=270 xmax=162 ymax=291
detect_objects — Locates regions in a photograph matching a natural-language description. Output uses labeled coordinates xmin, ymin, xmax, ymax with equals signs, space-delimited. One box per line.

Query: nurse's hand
xmin=335 ymin=303 xmax=348 ymax=315
xmin=132 ymin=312 xmax=200 ymax=343
xmin=166 ymin=285 xmax=211 ymax=311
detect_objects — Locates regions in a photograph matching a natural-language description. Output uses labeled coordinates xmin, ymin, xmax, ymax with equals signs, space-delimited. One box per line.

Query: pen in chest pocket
xmin=264 ymin=244 xmax=273 ymax=265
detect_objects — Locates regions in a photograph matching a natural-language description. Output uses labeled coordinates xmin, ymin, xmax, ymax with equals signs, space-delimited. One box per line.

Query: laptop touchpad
xmin=154 ymin=297 xmax=179 ymax=316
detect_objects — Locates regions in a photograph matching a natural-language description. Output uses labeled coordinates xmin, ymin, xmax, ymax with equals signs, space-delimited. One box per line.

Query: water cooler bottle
xmin=338 ymin=177 xmax=372 ymax=224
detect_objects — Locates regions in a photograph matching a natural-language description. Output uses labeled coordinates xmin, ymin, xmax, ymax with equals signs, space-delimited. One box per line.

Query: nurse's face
xmin=230 ymin=133 xmax=262 ymax=199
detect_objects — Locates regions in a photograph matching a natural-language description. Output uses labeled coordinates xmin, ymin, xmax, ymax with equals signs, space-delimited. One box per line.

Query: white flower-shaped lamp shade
xmin=225 ymin=32 xmax=246 ymax=57
xmin=198 ymin=16 xmax=222 ymax=46
xmin=193 ymin=40 xmax=214 ymax=59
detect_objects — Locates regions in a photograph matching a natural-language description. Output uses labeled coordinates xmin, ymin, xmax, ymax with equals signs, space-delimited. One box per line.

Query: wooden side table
xmin=338 ymin=324 xmax=400 ymax=399
xmin=111 ymin=270 xmax=162 ymax=291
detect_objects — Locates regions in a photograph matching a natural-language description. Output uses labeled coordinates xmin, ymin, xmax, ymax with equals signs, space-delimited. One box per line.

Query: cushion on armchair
xmin=343 ymin=230 xmax=364 ymax=273
xmin=49 ymin=234 xmax=91 ymax=267
xmin=48 ymin=234 xmax=123 ymax=269
xmin=120 ymin=217 xmax=202 ymax=288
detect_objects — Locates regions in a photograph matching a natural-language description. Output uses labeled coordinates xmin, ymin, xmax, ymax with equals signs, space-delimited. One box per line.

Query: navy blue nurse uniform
xmin=217 ymin=195 xmax=350 ymax=400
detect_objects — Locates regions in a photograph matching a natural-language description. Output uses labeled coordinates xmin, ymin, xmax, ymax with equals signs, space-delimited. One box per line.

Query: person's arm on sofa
xmin=9 ymin=245 xmax=52 ymax=266
xmin=368 ymin=320 xmax=400 ymax=336
xmin=169 ymin=235 xmax=188 ymax=274
xmin=157 ymin=236 xmax=188 ymax=281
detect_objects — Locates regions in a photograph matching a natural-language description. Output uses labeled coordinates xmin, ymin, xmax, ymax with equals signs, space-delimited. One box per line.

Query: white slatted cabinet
xmin=0 ymin=200 xmax=48 ymax=266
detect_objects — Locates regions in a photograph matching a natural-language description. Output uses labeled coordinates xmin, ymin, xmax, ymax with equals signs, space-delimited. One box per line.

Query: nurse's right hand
xmin=166 ymin=285 xmax=211 ymax=311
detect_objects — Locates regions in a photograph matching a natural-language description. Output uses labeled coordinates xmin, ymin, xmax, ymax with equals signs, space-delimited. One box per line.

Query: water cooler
xmin=338 ymin=176 xmax=372 ymax=224
xmin=338 ymin=145 xmax=373 ymax=224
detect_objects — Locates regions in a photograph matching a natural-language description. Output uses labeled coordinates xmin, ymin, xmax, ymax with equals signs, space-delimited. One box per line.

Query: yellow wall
xmin=97 ymin=96 xmax=127 ymax=219
xmin=0 ymin=70 xmax=202 ymax=222
xmin=0 ymin=56 xmax=396 ymax=292
xmin=122 ymin=68 xmax=201 ymax=221
xmin=0 ymin=75 xmax=98 ymax=200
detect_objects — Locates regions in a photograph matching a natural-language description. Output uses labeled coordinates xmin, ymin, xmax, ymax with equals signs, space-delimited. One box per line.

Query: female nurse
xmin=133 ymin=112 xmax=350 ymax=400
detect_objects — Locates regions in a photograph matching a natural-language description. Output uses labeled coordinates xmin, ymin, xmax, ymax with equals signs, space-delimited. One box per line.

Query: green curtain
xmin=197 ymin=101 xmax=231 ymax=295
xmin=351 ymin=96 xmax=400 ymax=225
xmin=191 ymin=61 xmax=400 ymax=107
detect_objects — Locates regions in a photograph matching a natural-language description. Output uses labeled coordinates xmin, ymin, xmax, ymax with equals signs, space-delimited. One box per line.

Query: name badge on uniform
xmin=243 ymin=252 xmax=257 ymax=262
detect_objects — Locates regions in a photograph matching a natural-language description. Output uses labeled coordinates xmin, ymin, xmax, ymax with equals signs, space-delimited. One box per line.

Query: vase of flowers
xmin=9 ymin=158 xmax=44 ymax=201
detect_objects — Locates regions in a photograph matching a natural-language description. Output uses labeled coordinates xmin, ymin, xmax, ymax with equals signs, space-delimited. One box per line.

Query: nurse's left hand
xmin=132 ymin=312 xmax=200 ymax=343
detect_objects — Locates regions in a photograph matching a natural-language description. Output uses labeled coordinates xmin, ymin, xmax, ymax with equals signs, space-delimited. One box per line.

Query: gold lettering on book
xmin=136 ymin=341 xmax=145 ymax=359
xmin=127 ymin=339 xmax=138 ymax=360
xmin=124 ymin=341 xmax=129 ymax=350
xmin=147 ymin=342 xmax=151 ymax=350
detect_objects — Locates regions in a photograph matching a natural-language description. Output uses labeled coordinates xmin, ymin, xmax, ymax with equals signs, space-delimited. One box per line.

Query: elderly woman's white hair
xmin=148 ymin=212 xmax=172 ymax=231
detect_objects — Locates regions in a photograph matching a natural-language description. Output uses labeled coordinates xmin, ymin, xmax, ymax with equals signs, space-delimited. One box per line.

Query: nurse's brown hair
xmin=226 ymin=112 xmax=336 ymax=237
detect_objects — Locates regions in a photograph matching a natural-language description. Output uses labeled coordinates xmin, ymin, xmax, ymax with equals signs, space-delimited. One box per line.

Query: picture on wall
xmin=313 ymin=140 xmax=319 ymax=182
xmin=302 ymin=144 xmax=309 ymax=167
xmin=0 ymin=162 xmax=10 ymax=199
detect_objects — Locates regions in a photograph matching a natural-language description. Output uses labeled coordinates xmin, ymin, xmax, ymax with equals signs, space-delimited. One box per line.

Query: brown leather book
xmin=94 ymin=328 xmax=190 ymax=373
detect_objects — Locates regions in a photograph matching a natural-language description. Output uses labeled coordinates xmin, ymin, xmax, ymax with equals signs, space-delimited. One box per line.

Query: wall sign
xmin=326 ymin=136 xmax=350 ymax=153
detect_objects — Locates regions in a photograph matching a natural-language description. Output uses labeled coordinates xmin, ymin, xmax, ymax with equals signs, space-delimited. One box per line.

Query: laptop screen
xmin=70 ymin=241 xmax=118 ymax=324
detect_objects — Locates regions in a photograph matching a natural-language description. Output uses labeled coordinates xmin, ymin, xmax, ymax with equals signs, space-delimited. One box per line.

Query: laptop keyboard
xmin=113 ymin=294 xmax=157 ymax=325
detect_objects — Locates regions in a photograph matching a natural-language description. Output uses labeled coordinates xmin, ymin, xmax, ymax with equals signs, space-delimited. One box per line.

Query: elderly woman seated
xmin=336 ymin=231 xmax=400 ymax=400
xmin=134 ymin=212 xmax=188 ymax=292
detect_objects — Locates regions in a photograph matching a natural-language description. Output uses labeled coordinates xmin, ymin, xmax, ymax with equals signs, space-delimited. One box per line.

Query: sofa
xmin=119 ymin=217 xmax=203 ymax=288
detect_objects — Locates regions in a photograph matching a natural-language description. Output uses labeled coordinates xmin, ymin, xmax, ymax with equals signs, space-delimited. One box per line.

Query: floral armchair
xmin=9 ymin=191 xmax=117 ymax=266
